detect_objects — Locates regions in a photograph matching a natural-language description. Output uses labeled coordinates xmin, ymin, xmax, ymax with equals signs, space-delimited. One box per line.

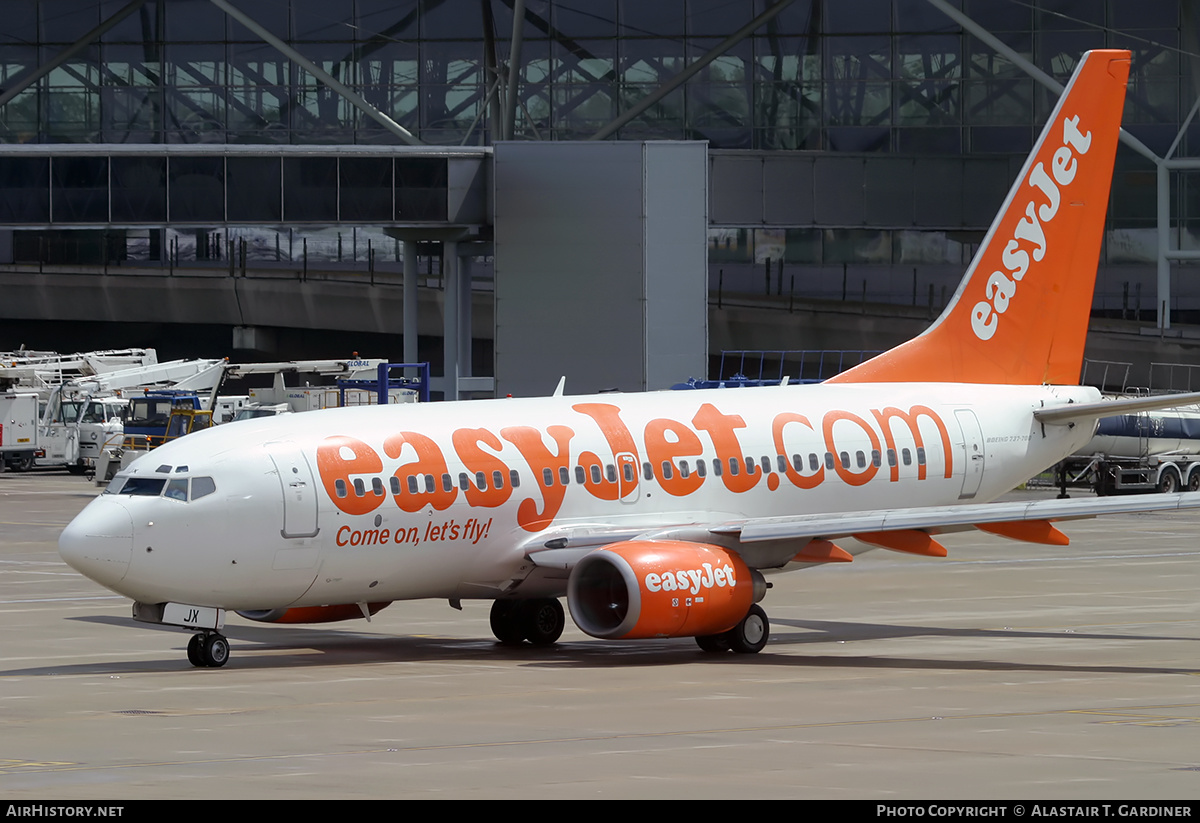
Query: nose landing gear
xmin=186 ymin=632 xmax=230 ymax=668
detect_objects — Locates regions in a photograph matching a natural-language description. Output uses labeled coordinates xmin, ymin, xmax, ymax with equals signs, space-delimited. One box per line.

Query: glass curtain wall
xmin=0 ymin=0 xmax=1185 ymax=157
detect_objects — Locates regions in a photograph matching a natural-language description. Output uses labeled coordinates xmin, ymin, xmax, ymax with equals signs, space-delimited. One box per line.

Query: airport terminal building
xmin=0 ymin=0 xmax=1196 ymax=395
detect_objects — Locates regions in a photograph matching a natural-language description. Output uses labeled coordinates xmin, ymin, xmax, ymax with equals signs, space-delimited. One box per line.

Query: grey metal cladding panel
xmin=961 ymin=158 xmax=1015 ymax=229
xmin=494 ymin=142 xmax=647 ymax=396
xmin=446 ymin=157 xmax=487 ymax=225
xmin=864 ymin=157 xmax=914 ymax=227
xmin=644 ymin=142 xmax=708 ymax=390
xmin=913 ymin=158 xmax=964 ymax=228
xmin=495 ymin=142 xmax=644 ymax=242
xmin=709 ymin=154 xmax=763 ymax=224
xmin=763 ymin=154 xmax=814 ymax=225
xmin=813 ymin=156 xmax=865 ymax=226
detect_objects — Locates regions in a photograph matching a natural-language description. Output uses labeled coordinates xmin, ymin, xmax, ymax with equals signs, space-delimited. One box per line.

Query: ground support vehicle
xmin=0 ymin=392 xmax=40 ymax=471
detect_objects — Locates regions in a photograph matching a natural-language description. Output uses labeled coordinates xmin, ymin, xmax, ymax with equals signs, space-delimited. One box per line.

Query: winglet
xmin=829 ymin=49 xmax=1131 ymax=386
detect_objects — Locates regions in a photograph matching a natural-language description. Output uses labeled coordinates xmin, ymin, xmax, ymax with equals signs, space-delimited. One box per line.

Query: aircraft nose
xmin=59 ymin=499 xmax=134 ymax=590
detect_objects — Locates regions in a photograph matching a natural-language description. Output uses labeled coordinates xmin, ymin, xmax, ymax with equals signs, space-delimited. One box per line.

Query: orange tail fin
xmin=829 ymin=49 xmax=1130 ymax=386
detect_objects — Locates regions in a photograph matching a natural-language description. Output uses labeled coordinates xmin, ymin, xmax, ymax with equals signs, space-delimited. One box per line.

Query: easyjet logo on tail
xmin=971 ymin=114 xmax=1093 ymax=341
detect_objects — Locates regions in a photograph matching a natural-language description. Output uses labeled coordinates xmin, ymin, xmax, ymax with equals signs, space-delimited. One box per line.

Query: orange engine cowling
xmin=237 ymin=602 xmax=391 ymax=624
xmin=567 ymin=540 xmax=761 ymax=640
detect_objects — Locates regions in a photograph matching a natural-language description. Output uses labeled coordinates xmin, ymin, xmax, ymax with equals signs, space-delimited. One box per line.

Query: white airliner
xmin=59 ymin=49 xmax=1200 ymax=668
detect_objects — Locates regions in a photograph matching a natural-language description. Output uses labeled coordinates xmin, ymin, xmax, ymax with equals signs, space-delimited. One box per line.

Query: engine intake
xmin=567 ymin=540 xmax=762 ymax=640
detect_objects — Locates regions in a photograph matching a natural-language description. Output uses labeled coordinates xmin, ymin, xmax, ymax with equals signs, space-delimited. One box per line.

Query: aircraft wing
xmin=527 ymin=493 xmax=1200 ymax=571
xmin=714 ymin=492 xmax=1200 ymax=543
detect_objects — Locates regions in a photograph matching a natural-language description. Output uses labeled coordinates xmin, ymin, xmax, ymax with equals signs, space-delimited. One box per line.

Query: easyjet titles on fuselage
xmin=314 ymin=399 xmax=956 ymax=533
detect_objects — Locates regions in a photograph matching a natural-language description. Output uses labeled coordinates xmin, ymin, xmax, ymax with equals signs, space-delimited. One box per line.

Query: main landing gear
xmin=490 ymin=598 xmax=565 ymax=646
xmin=695 ymin=605 xmax=770 ymax=654
xmin=186 ymin=631 xmax=230 ymax=668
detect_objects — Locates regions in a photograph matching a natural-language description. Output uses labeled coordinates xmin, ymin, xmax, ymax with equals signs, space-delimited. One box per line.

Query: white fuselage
xmin=59 ymin=382 xmax=1100 ymax=611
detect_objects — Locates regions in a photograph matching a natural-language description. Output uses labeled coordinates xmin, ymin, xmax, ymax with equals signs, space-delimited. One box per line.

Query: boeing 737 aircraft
xmin=59 ymin=49 xmax=1200 ymax=668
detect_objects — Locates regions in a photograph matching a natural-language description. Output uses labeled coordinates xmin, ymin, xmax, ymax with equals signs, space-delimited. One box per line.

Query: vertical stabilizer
xmin=829 ymin=49 xmax=1130 ymax=386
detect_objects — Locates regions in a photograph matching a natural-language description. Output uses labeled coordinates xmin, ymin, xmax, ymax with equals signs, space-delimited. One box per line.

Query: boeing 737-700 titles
xmin=59 ymin=49 xmax=1200 ymax=667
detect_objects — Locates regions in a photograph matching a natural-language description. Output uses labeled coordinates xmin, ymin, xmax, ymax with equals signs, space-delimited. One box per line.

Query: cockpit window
xmin=105 ymin=473 xmax=216 ymax=501
xmin=192 ymin=477 xmax=216 ymax=500
xmin=164 ymin=478 xmax=188 ymax=501
xmin=117 ymin=477 xmax=166 ymax=496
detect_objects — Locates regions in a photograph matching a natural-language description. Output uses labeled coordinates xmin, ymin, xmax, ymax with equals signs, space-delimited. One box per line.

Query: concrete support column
xmin=403 ymin=240 xmax=418 ymax=364
xmin=459 ymin=253 xmax=473 ymax=381
xmin=442 ymin=241 xmax=459 ymax=400
xmin=1158 ymin=162 xmax=1171 ymax=329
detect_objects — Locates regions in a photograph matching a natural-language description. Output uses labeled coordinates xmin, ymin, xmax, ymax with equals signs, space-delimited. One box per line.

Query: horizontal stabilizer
xmin=1034 ymin=391 xmax=1200 ymax=425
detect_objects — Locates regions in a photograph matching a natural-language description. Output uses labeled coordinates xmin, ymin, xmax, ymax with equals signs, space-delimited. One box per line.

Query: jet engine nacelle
xmin=237 ymin=602 xmax=391 ymax=624
xmin=566 ymin=540 xmax=763 ymax=640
